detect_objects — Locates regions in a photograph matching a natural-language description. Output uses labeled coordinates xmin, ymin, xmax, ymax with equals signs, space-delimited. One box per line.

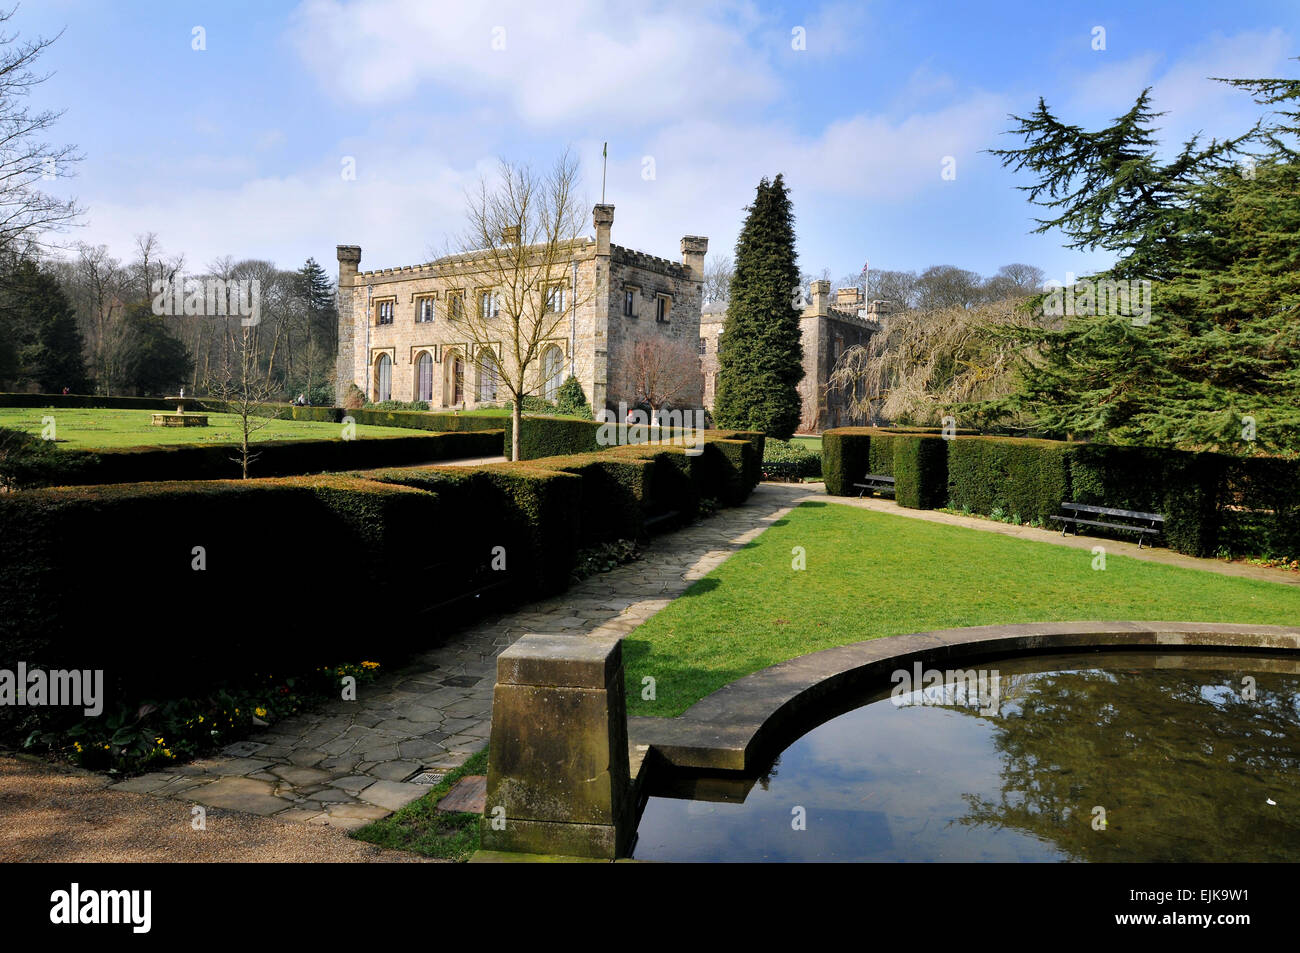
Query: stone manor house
xmin=335 ymin=204 xmax=708 ymax=413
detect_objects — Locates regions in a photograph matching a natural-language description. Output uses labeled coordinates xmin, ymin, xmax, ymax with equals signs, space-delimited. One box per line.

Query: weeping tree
xmin=829 ymin=298 xmax=1040 ymax=427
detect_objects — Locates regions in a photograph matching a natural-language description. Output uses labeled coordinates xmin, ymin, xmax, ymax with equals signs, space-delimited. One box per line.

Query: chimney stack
xmin=680 ymin=235 xmax=708 ymax=281
xmin=593 ymin=204 xmax=614 ymax=257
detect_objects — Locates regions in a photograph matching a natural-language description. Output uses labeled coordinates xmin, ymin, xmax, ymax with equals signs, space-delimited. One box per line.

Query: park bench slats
xmin=1051 ymin=501 xmax=1165 ymax=549
xmin=852 ymin=473 xmax=896 ymax=497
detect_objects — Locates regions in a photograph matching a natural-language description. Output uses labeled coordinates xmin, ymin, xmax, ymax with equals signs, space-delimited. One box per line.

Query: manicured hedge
xmin=0 ymin=391 xmax=183 ymax=410
xmin=947 ymin=437 xmax=1072 ymax=524
xmin=892 ymin=435 xmax=948 ymax=509
xmin=0 ymin=476 xmax=445 ymax=704
xmin=374 ymin=464 xmax=582 ymax=597
xmin=517 ymin=452 xmax=655 ymax=545
xmin=821 ymin=428 xmax=871 ymax=495
xmin=504 ymin=413 xmax=603 ymax=459
xmin=11 ymin=430 xmax=505 ymax=487
xmin=600 ymin=443 xmax=701 ymax=525
xmin=825 ymin=426 xmax=1299 ymax=559
xmin=344 ymin=407 xmax=508 ymax=433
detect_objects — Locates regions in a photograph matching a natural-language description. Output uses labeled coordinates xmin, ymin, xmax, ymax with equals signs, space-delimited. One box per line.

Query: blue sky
xmin=23 ymin=0 xmax=1300 ymax=289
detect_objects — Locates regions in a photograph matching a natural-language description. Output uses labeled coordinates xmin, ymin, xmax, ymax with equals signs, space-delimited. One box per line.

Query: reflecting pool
xmin=633 ymin=651 xmax=1300 ymax=862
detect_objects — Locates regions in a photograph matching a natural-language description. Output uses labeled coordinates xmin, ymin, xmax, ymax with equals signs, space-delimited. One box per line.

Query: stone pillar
xmin=481 ymin=634 xmax=633 ymax=859
xmin=335 ymin=245 xmax=362 ymax=406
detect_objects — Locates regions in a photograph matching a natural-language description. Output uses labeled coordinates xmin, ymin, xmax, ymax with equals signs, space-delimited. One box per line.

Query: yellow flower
xmin=254 ymin=707 xmax=266 ymax=717
xmin=361 ymin=661 xmax=380 ymax=669
xmin=197 ymin=716 xmax=204 ymax=723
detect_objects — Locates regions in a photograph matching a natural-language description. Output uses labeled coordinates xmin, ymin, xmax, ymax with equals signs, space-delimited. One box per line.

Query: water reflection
xmin=633 ymin=652 xmax=1300 ymax=862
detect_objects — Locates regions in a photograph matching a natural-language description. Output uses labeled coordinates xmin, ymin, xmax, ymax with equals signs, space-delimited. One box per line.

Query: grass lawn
xmin=0 ymin=407 xmax=412 ymax=449
xmin=789 ymin=435 xmax=822 ymax=453
xmin=623 ymin=501 xmax=1300 ymax=717
xmin=350 ymin=747 xmax=488 ymax=860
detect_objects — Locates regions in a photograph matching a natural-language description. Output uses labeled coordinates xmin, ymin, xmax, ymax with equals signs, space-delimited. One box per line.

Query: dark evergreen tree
xmin=292 ymin=257 xmax=337 ymax=402
xmin=712 ymin=174 xmax=804 ymax=439
xmin=0 ymin=257 xmax=88 ymax=392
xmin=979 ymin=78 xmax=1300 ymax=452
xmin=120 ymin=302 xmax=193 ymax=395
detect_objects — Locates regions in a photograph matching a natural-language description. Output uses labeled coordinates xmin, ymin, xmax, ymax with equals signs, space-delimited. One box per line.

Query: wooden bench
xmin=852 ymin=473 xmax=896 ymax=498
xmin=1050 ymin=502 xmax=1164 ymax=549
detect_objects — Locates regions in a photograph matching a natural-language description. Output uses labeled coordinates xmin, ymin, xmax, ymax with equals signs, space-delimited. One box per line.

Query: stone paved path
xmin=119 ymin=484 xmax=801 ymax=829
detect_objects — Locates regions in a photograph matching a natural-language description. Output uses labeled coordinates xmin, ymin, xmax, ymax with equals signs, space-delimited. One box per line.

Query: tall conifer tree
xmin=713 ymin=174 xmax=804 ymax=439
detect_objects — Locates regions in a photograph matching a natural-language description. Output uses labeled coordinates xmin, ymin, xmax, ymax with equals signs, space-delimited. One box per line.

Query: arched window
xmin=375 ymin=353 xmax=392 ymax=402
xmin=542 ymin=346 xmax=563 ymax=402
xmin=478 ymin=349 xmax=499 ymax=402
xmin=415 ymin=352 xmax=433 ymax=403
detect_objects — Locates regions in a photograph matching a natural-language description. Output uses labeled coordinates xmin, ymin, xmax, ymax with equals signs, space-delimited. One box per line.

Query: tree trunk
xmin=511 ymin=399 xmax=522 ymax=462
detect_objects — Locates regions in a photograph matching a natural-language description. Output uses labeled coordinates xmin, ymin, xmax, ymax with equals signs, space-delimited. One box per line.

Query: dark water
xmin=633 ymin=652 xmax=1300 ymax=862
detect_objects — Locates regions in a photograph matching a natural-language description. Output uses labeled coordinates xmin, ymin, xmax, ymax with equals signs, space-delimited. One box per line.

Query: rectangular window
xmin=416 ymin=296 xmax=435 ymax=323
xmin=656 ymin=294 xmax=671 ymax=323
xmin=698 ymin=337 xmax=707 ymax=356
xmin=479 ymin=290 xmax=499 ymax=319
xmin=377 ymin=300 xmax=394 ymax=325
xmin=624 ymin=288 xmax=637 ymax=317
xmin=449 ymin=292 xmax=464 ymax=320
xmin=547 ymin=283 xmax=567 ymax=314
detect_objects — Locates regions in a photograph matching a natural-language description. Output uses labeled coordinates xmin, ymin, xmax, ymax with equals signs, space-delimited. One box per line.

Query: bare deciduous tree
xmin=440 ymin=151 xmax=594 ymax=461
xmin=0 ymin=9 xmax=81 ymax=254
xmin=703 ymin=254 xmax=733 ymax=303
xmin=621 ymin=337 xmax=702 ymax=421
xmin=205 ymin=323 xmax=281 ymax=479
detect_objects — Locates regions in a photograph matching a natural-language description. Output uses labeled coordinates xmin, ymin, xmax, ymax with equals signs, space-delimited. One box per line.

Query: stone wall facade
xmin=335 ymin=205 xmax=706 ymax=415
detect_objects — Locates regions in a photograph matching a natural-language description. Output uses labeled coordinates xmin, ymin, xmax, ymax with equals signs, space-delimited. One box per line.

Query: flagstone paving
xmin=120 ymin=484 xmax=803 ymax=829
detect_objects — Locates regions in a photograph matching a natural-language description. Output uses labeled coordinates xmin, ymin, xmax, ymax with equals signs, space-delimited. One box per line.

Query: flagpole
xmin=601 ymin=142 xmax=607 ymax=204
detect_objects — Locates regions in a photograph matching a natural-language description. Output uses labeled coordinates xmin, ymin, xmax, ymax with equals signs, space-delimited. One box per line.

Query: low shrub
xmin=365 ymin=400 xmax=431 ymax=411
xmin=762 ymin=439 xmax=822 ymax=481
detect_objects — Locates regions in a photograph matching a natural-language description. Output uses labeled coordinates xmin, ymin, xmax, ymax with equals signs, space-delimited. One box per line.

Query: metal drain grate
xmin=440 ymin=675 xmax=482 ymax=688
xmin=221 ymin=741 xmax=267 ymax=758
xmin=410 ymin=772 xmax=445 ymax=786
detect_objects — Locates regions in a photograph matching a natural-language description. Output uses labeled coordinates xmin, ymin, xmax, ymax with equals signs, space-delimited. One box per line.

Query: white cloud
xmin=287 ymin=0 xmax=780 ymax=126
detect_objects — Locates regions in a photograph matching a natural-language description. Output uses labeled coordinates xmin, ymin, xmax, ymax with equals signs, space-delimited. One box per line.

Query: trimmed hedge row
xmin=823 ymin=427 xmax=1300 ymax=559
xmin=0 ymin=476 xmax=446 ymax=703
xmin=947 ymin=437 xmax=1072 ymax=524
xmin=12 ymin=430 xmax=504 ymax=487
xmin=0 ymin=391 xmax=181 ymax=410
xmin=892 ymin=435 xmax=948 ymax=510
xmin=504 ymin=413 xmax=603 ymax=459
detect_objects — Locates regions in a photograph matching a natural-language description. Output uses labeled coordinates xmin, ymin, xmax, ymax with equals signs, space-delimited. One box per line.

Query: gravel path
xmin=0 ymin=755 xmax=430 ymax=862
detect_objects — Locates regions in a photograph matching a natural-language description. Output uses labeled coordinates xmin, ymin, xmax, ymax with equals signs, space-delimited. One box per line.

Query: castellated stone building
xmin=336 ymin=204 xmax=707 ymax=414
xmin=700 ymin=281 xmax=888 ymax=433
